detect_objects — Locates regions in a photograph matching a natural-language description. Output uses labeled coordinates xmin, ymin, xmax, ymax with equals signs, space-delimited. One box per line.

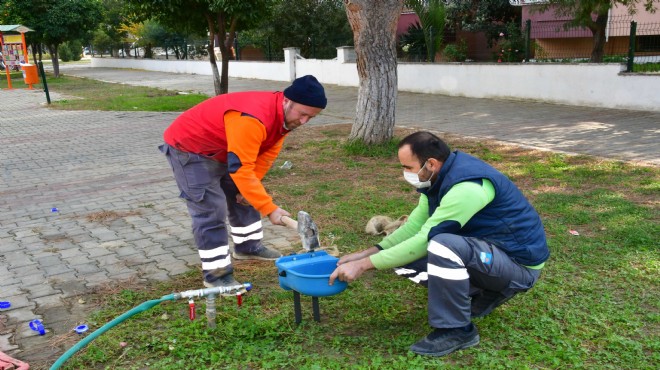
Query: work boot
xmin=232 ymin=245 xmax=282 ymax=261
xmin=203 ymin=274 xmax=246 ymax=295
xmin=410 ymin=323 xmax=480 ymax=357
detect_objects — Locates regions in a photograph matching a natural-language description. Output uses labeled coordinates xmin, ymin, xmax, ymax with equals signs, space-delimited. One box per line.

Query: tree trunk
xmin=345 ymin=0 xmax=403 ymax=145
xmin=589 ymin=13 xmax=608 ymax=63
xmin=219 ymin=16 xmax=238 ymax=95
xmin=207 ymin=12 xmax=237 ymax=95
xmin=145 ymin=43 xmax=153 ymax=59
xmin=220 ymin=49 xmax=230 ymax=95
xmin=30 ymin=44 xmax=38 ymax=64
xmin=206 ymin=14 xmax=223 ymax=95
xmin=48 ymin=44 xmax=61 ymax=77
xmin=207 ymin=37 xmax=223 ymax=95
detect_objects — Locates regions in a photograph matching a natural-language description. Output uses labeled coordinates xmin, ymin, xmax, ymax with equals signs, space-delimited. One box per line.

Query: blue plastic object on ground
xmin=275 ymin=251 xmax=347 ymax=297
xmin=0 ymin=301 xmax=10 ymax=310
xmin=29 ymin=319 xmax=46 ymax=335
xmin=74 ymin=324 xmax=89 ymax=334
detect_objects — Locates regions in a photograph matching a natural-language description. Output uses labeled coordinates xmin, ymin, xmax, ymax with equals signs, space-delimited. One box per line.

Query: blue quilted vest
xmin=422 ymin=151 xmax=549 ymax=266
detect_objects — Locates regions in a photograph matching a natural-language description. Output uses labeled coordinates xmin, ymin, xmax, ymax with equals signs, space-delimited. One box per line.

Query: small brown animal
xmin=365 ymin=215 xmax=408 ymax=236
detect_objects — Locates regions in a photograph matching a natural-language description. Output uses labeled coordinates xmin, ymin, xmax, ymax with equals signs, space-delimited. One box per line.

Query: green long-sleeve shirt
xmin=369 ymin=179 xmax=495 ymax=270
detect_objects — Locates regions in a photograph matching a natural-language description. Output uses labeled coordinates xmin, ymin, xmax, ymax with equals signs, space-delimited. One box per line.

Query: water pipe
xmin=49 ymin=283 xmax=252 ymax=370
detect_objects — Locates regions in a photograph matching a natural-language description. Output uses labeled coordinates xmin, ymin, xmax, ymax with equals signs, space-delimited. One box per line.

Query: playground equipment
xmin=0 ymin=25 xmax=35 ymax=89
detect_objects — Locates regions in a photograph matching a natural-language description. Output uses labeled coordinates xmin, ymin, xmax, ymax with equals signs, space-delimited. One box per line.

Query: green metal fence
xmin=521 ymin=15 xmax=660 ymax=71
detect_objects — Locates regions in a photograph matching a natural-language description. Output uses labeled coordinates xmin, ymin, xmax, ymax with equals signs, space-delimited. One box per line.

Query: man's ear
xmin=429 ymin=158 xmax=443 ymax=171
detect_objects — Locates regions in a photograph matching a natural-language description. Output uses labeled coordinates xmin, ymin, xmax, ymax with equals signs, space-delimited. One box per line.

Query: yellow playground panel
xmin=0 ymin=24 xmax=37 ymax=89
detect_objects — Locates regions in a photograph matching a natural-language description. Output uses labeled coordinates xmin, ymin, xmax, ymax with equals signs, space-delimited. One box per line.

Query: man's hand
xmin=329 ymin=258 xmax=374 ymax=285
xmin=268 ymin=207 xmax=291 ymax=226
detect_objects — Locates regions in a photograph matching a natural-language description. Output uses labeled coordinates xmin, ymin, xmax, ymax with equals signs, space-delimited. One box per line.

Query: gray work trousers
xmin=159 ymin=143 xmax=264 ymax=283
xmin=395 ymin=233 xmax=541 ymax=328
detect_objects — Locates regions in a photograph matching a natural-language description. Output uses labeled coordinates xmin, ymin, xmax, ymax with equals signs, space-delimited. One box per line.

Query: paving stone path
xmin=0 ymin=88 xmax=299 ymax=368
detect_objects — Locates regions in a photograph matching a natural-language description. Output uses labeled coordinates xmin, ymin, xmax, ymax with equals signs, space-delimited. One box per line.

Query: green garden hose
xmin=49 ymin=284 xmax=251 ymax=370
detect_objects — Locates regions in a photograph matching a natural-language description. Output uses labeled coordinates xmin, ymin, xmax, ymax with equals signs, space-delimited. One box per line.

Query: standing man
xmin=329 ymin=131 xmax=549 ymax=357
xmin=160 ymin=75 xmax=327 ymax=289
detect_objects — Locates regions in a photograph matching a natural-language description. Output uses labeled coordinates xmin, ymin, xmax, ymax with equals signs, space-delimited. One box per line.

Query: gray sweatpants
xmin=160 ymin=144 xmax=264 ymax=283
xmin=395 ymin=233 xmax=541 ymax=328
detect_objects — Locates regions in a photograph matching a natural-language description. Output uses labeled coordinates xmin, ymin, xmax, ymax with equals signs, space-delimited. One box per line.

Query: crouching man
xmin=330 ymin=131 xmax=549 ymax=357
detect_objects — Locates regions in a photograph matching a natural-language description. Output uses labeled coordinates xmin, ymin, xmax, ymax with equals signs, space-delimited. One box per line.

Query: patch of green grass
xmin=343 ymin=138 xmax=400 ymax=157
xmin=0 ymin=71 xmax=31 ymax=89
xmin=57 ymin=126 xmax=659 ymax=369
xmin=3 ymin=70 xmax=208 ymax=111
xmin=633 ymin=62 xmax=660 ymax=73
xmin=42 ymin=74 xmax=208 ymax=111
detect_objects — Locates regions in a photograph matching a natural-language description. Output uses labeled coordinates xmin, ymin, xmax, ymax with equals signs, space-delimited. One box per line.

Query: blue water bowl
xmin=275 ymin=251 xmax=347 ymax=297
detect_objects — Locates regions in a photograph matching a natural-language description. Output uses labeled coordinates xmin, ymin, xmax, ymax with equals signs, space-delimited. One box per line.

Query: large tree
xmin=0 ymin=0 xmax=102 ymax=76
xmin=125 ymin=0 xmax=271 ymax=95
xmin=533 ymin=0 xmax=658 ymax=62
xmin=248 ymin=0 xmax=353 ymax=59
xmin=344 ymin=0 xmax=404 ymax=145
xmin=97 ymin=0 xmax=130 ymax=57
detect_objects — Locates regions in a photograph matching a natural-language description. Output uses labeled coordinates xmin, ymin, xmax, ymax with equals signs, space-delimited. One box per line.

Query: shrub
xmin=603 ymin=55 xmax=627 ymax=63
xmin=443 ymin=39 xmax=468 ymax=62
xmin=69 ymin=40 xmax=83 ymax=61
xmin=533 ymin=42 xmax=549 ymax=61
xmin=493 ymin=22 xmax=526 ymax=62
xmin=59 ymin=43 xmax=73 ymax=62
xmin=400 ymin=23 xmax=428 ymax=62
xmin=59 ymin=41 xmax=83 ymax=62
xmin=634 ymin=62 xmax=660 ymax=72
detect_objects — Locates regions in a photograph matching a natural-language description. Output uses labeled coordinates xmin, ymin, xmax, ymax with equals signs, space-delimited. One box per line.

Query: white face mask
xmin=403 ymin=160 xmax=432 ymax=189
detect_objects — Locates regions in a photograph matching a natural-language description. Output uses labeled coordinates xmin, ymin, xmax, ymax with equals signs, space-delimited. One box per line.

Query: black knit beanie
xmin=283 ymin=75 xmax=327 ymax=109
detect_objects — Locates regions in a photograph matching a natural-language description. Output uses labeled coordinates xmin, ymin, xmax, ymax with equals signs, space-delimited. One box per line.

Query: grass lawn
xmin=51 ymin=125 xmax=659 ymax=369
xmin=3 ymin=72 xmax=657 ymax=368
xmin=1 ymin=70 xmax=208 ymax=111
xmin=0 ymin=70 xmax=31 ymax=89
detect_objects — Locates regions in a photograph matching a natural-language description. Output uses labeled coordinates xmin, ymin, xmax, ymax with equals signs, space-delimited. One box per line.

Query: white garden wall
xmin=91 ymin=47 xmax=660 ymax=112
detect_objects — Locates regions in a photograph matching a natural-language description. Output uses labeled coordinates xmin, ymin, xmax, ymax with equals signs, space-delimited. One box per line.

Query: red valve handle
xmin=188 ymin=299 xmax=195 ymax=320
